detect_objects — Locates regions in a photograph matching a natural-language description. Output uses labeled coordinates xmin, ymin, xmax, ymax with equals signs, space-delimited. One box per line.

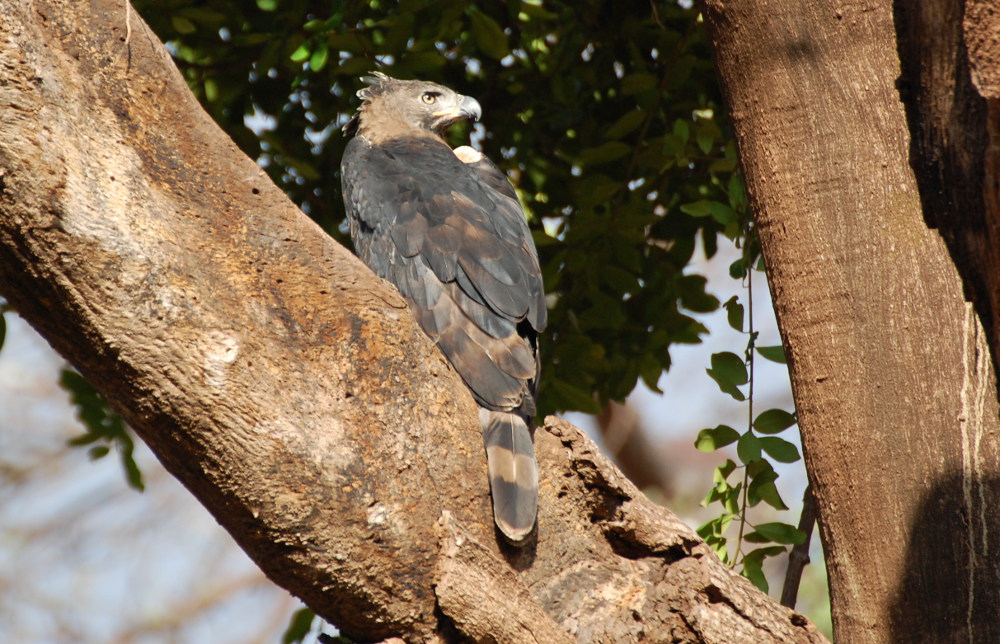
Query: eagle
xmin=340 ymin=73 xmax=547 ymax=543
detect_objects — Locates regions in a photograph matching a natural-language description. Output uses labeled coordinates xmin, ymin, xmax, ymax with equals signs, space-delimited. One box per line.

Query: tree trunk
xmin=0 ymin=1 xmax=825 ymax=641
xmin=894 ymin=0 xmax=1000 ymax=384
xmin=703 ymin=0 xmax=1000 ymax=642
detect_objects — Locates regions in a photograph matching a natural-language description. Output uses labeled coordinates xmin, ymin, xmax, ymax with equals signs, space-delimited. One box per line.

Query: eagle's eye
xmin=421 ymin=92 xmax=438 ymax=104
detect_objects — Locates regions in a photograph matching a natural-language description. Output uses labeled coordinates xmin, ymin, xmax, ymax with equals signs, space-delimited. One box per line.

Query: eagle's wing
xmin=453 ymin=145 xmax=519 ymax=202
xmin=342 ymin=135 xmax=545 ymax=411
xmin=342 ymin=135 xmax=543 ymax=540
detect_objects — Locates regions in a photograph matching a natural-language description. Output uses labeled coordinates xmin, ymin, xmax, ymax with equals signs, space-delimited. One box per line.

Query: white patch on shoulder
xmin=453 ymin=145 xmax=483 ymax=164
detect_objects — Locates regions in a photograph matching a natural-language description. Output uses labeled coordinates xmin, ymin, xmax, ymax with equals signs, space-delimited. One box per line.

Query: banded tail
xmin=480 ymin=409 xmax=538 ymax=543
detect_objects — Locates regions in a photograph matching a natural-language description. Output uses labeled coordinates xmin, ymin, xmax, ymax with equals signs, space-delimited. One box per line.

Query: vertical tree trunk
xmin=703 ymin=0 xmax=1000 ymax=642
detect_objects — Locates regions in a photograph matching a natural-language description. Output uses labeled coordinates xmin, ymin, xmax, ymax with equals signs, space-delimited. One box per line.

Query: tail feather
xmin=480 ymin=409 xmax=538 ymax=542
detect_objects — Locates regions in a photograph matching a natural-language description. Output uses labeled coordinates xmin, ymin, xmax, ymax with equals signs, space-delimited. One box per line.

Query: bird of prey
xmin=340 ymin=73 xmax=547 ymax=543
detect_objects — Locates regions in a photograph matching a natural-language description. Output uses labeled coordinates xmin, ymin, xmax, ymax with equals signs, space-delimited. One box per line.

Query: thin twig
xmin=734 ymin=240 xmax=755 ymax=565
xmin=780 ymin=484 xmax=817 ymax=608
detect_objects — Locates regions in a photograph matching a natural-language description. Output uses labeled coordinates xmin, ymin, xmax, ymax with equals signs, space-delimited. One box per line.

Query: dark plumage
xmin=340 ymin=73 xmax=546 ymax=543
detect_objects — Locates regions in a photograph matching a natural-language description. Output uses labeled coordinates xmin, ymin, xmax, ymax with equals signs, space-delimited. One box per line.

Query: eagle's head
xmin=343 ymin=72 xmax=482 ymax=139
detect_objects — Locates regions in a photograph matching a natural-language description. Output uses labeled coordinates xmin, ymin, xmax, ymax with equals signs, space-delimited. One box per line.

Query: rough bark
xmin=893 ymin=0 xmax=1000 ymax=388
xmin=0 ymin=1 xmax=824 ymax=641
xmin=703 ymin=0 xmax=1000 ymax=642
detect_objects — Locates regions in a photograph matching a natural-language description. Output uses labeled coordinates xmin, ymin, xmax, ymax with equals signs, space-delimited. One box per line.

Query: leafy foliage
xmin=282 ymin=607 xmax=316 ymax=644
xmin=132 ymin=0 xmax=738 ymax=416
xmin=694 ymin=237 xmax=804 ymax=591
xmin=60 ymin=368 xmax=145 ymax=491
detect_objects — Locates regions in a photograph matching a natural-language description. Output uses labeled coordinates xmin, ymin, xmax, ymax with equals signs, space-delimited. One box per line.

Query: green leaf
xmin=711 ymin=351 xmax=748 ymax=384
xmin=290 ymin=42 xmax=311 ymax=63
xmin=746 ymin=458 xmax=774 ymax=477
xmin=256 ymin=0 xmax=277 ymax=11
xmin=620 ymin=73 xmax=657 ymax=95
xmin=638 ymin=352 xmax=663 ymax=393
xmin=741 ymin=550 xmax=768 ymax=592
xmin=309 ymin=41 xmax=329 ymax=72
xmin=722 ymin=484 xmax=741 ymax=514
xmin=60 ymin=367 xmax=145 ymax=491
xmin=750 ymin=474 xmax=788 ymax=510
xmin=680 ymin=199 xmax=712 ymax=217
xmin=728 ymin=172 xmax=746 ymax=211
xmin=707 ymin=201 xmax=737 ymax=226
xmin=746 ymin=459 xmax=776 ymax=505
xmin=706 ymin=351 xmax=748 ymax=401
xmin=729 ymin=257 xmax=748 ymax=279
xmin=741 ymin=546 xmax=787 ymax=592
xmin=713 ymin=459 xmax=738 ymax=484
xmin=170 ymin=16 xmax=197 ymax=35
xmin=703 ymin=461 xmax=738 ymax=509
xmin=696 ymin=129 xmax=715 ymax=155
xmin=695 ymin=425 xmax=740 ymax=451
xmin=122 ymin=447 xmax=145 ymax=491
xmin=760 ymin=436 xmax=800 ymax=463
xmin=604 ymin=109 xmax=646 ymax=139
xmin=752 ymin=408 xmax=796 ymax=434
xmin=751 ymin=522 xmax=807 ymax=545
xmin=549 ymin=379 xmax=601 ymax=414
xmin=706 ymin=370 xmax=745 ymax=400
xmin=705 ymin=534 xmax=730 ymax=563
xmin=736 ymin=431 xmax=761 ymax=464
xmin=698 ymin=516 xmax=735 ymax=563
xmin=672 ymin=119 xmax=689 ymax=142
xmin=179 ymin=7 xmax=228 ymax=25
xmin=469 ymin=11 xmax=509 ymax=60
xmin=678 ymin=274 xmax=719 ymax=313
xmin=579 ymin=141 xmax=631 ymax=166
xmin=601 ymin=265 xmax=640 ymax=294
xmin=697 ymin=514 xmax=733 ymax=539
xmin=573 ymin=173 xmax=622 ymax=207
xmin=701 ymin=486 xmax=722 ymax=507
xmin=756 ymin=344 xmax=787 ymax=363
xmin=723 ymin=296 xmax=743 ymax=332
xmin=282 ymin=607 xmax=315 ymax=644
xmin=68 ymin=432 xmax=102 ymax=446
xmin=203 ymin=78 xmax=218 ymax=102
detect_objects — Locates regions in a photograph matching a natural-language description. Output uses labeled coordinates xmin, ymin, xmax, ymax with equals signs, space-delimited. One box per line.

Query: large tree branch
xmin=0 ymin=1 xmax=824 ymax=640
xmin=703 ymin=0 xmax=1000 ymax=641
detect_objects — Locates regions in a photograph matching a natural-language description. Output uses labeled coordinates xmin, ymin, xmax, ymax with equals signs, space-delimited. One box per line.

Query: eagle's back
xmin=341 ymin=135 xmax=544 ymax=416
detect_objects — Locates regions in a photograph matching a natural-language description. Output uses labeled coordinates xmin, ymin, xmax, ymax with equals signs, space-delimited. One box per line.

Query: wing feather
xmin=342 ymin=134 xmax=543 ymax=415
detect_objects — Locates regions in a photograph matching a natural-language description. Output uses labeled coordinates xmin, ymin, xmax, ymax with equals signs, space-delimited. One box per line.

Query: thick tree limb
xmin=0 ymin=1 xmax=824 ymax=641
xmin=703 ymin=0 xmax=1000 ymax=641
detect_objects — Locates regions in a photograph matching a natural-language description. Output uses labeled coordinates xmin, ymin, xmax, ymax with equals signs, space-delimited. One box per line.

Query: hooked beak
xmin=457 ymin=95 xmax=482 ymax=121
xmin=433 ymin=95 xmax=482 ymax=125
